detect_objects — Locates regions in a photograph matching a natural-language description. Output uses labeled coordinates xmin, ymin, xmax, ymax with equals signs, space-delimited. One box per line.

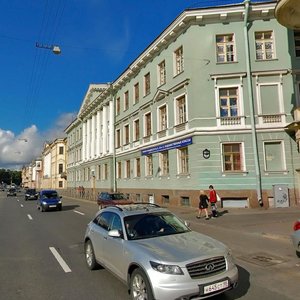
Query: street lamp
xmin=36 ymin=42 xmax=61 ymax=55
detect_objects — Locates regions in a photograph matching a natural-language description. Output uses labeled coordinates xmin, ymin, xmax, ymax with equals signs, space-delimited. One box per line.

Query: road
xmin=0 ymin=191 xmax=299 ymax=300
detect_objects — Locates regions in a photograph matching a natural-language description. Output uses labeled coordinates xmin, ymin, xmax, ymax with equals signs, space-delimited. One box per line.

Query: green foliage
xmin=0 ymin=169 xmax=22 ymax=185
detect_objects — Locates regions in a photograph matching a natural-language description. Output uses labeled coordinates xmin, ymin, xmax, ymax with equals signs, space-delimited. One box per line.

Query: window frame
xmin=255 ymin=30 xmax=275 ymax=61
xmin=216 ymin=33 xmax=236 ymax=63
xmin=144 ymin=72 xmax=151 ymax=96
xmin=263 ymin=140 xmax=286 ymax=172
xmin=177 ymin=147 xmax=189 ymax=175
xmin=174 ymin=46 xmax=184 ymax=76
xmin=124 ymin=90 xmax=129 ymax=111
xmin=175 ymin=94 xmax=187 ymax=125
xmin=144 ymin=112 xmax=152 ymax=137
xmin=158 ymin=104 xmax=168 ymax=132
xmin=157 ymin=60 xmax=166 ymax=86
xmin=124 ymin=123 xmax=130 ymax=145
xmin=145 ymin=154 xmax=153 ymax=177
xmin=159 ymin=151 xmax=169 ymax=176
xmin=221 ymin=142 xmax=246 ymax=173
xmin=133 ymin=118 xmax=140 ymax=142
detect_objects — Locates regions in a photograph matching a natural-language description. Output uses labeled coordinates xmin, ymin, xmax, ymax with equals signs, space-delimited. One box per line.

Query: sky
xmin=0 ymin=0 xmax=271 ymax=170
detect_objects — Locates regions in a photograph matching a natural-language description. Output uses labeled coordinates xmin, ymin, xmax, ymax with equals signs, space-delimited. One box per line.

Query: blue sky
xmin=0 ymin=0 xmax=272 ymax=169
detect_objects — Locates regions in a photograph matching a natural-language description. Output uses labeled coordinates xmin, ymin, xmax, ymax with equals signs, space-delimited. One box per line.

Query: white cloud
xmin=0 ymin=112 xmax=76 ymax=170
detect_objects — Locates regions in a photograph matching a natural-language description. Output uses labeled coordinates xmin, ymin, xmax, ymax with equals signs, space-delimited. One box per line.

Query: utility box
xmin=273 ymin=184 xmax=289 ymax=207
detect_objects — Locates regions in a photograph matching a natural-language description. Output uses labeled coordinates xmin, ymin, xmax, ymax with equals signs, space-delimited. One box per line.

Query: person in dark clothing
xmin=197 ymin=190 xmax=210 ymax=220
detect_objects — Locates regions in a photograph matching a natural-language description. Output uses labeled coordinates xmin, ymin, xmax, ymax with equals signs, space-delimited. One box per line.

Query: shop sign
xmin=141 ymin=137 xmax=192 ymax=155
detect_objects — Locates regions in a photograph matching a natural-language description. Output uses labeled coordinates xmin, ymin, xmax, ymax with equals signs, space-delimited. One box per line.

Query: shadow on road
xmin=62 ymin=204 xmax=80 ymax=211
xmin=215 ymin=265 xmax=250 ymax=299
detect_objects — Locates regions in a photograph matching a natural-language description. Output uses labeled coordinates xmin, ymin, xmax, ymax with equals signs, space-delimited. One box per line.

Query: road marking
xmin=49 ymin=247 xmax=72 ymax=273
xmin=27 ymin=214 xmax=33 ymax=220
xmin=74 ymin=210 xmax=85 ymax=216
xmin=20 ymin=204 xmax=24 ymax=207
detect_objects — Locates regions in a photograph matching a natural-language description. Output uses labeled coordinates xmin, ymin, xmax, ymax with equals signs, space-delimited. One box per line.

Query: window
xmin=178 ymin=147 xmax=189 ymax=174
xmin=174 ymin=46 xmax=184 ymax=75
xmin=117 ymin=161 xmax=122 ymax=179
xmin=144 ymin=72 xmax=151 ymax=96
xmin=158 ymin=60 xmax=166 ymax=86
xmin=176 ymin=95 xmax=186 ymax=125
xmin=124 ymin=90 xmax=129 ymax=111
xmin=134 ymin=82 xmax=139 ymax=104
xmin=116 ymin=97 xmax=120 ymax=115
xmin=97 ymin=164 xmax=101 ymax=180
xmin=102 ymin=164 xmax=108 ymax=180
xmin=264 ymin=141 xmax=285 ymax=172
xmin=294 ymin=30 xmax=300 ymax=57
xmin=219 ymin=87 xmax=239 ymax=117
xmin=116 ymin=129 xmax=121 ymax=148
xmin=162 ymin=195 xmax=170 ymax=204
xmin=59 ymin=146 xmax=64 ymax=155
xmin=124 ymin=124 xmax=130 ymax=145
xmin=125 ymin=160 xmax=130 ymax=178
xmin=135 ymin=157 xmax=141 ymax=177
xmin=255 ymin=31 xmax=275 ymax=60
xmin=222 ymin=143 xmax=243 ymax=172
xmin=144 ymin=112 xmax=152 ymax=137
xmin=159 ymin=151 xmax=169 ymax=176
xmin=58 ymin=163 xmax=63 ymax=174
xmin=180 ymin=196 xmax=190 ymax=206
xmin=145 ymin=155 xmax=153 ymax=176
xmin=59 ymin=181 xmax=63 ymax=188
xmin=158 ymin=105 xmax=167 ymax=131
xmin=216 ymin=34 xmax=235 ymax=63
xmin=133 ymin=119 xmax=140 ymax=141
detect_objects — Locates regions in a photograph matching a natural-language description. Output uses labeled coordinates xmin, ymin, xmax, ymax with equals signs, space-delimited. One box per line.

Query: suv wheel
xmin=130 ymin=268 xmax=154 ymax=300
xmin=85 ymin=240 xmax=98 ymax=270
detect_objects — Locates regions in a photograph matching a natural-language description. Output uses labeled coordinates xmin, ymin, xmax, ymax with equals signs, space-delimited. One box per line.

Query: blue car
xmin=37 ymin=189 xmax=62 ymax=212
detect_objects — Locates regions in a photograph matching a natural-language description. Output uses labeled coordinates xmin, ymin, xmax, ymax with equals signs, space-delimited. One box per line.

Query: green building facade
xmin=65 ymin=1 xmax=300 ymax=208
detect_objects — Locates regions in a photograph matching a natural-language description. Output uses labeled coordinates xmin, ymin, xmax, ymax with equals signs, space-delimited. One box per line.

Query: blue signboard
xmin=141 ymin=137 xmax=192 ymax=155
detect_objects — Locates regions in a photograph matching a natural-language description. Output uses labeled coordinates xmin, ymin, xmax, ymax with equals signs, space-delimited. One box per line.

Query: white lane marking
xmin=20 ymin=204 xmax=24 ymax=207
xmin=49 ymin=247 xmax=72 ymax=273
xmin=73 ymin=210 xmax=85 ymax=216
xmin=17 ymin=199 xmax=20 ymax=202
xmin=27 ymin=214 xmax=33 ymax=220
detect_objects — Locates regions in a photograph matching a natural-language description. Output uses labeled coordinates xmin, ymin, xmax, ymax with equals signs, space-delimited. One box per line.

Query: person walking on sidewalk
xmin=197 ymin=190 xmax=210 ymax=220
xmin=209 ymin=185 xmax=218 ymax=218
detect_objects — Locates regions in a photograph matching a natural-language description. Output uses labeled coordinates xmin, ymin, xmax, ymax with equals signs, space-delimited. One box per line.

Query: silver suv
xmin=84 ymin=203 xmax=238 ymax=300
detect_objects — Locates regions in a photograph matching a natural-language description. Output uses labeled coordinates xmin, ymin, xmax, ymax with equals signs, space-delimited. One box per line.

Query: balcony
xmin=220 ymin=116 xmax=242 ymax=126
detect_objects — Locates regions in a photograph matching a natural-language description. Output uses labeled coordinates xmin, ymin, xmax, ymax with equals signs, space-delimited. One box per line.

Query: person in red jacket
xmin=209 ymin=185 xmax=218 ymax=218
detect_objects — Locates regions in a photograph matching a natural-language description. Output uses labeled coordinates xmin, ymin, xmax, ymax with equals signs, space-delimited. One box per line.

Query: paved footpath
xmin=169 ymin=205 xmax=300 ymax=242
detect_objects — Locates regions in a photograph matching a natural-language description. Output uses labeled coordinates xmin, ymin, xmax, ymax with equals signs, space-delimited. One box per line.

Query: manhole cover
xmin=238 ymin=252 xmax=287 ymax=267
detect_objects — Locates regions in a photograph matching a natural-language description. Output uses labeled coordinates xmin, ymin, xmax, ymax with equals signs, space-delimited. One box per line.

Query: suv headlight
xmin=150 ymin=261 xmax=183 ymax=275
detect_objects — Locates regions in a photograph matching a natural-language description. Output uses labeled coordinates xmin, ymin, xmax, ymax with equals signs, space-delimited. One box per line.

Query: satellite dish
xmin=52 ymin=46 xmax=61 ymax=55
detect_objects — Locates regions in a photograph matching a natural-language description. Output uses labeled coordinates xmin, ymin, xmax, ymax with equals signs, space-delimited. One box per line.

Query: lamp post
xmin=36 ymin=42 xmax=61 ymax=55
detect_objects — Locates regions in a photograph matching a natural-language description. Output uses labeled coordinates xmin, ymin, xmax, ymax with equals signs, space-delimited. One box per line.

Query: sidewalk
xmin=168 ymin=205 xmax=300 ymax=242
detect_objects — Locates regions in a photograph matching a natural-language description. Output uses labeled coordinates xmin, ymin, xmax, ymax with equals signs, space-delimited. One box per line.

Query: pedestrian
xmin=209 ymin=185 xmax=218 ymax=218
xmin=196 ymin=190 xmax=210 ymax=220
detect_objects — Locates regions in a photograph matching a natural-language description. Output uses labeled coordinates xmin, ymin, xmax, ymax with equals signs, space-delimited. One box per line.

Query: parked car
xmin=7 ymin=188 xmax=17 ymax=197
xmin=25 ymin=188 xmax=38 ymax=201
xmin=291 ymin=219 xmax=300 ymax=258
xmin=37 ymin=189 xmax=62 ymax=212
xmin=96 ymin=191 xmax=133 ymax=208
xmin=84 ymin=203 xmax=238 ymax=300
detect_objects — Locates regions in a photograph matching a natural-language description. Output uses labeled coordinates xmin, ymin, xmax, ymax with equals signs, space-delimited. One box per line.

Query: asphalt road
xmin=0 ymin=191 xmax=299 ymax=300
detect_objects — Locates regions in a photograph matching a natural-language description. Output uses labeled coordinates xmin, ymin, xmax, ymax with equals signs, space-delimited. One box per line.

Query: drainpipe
xmin=243 ymin=0 xmax=263 ymax=207
xmin=111 ymin=88 xmax=117 ymax=193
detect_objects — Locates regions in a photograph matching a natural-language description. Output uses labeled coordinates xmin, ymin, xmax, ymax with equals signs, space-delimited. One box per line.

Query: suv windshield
xmin=42 ymin=191 xmax=58 ymax=199
xmin=124 ymin=212 xmax=190 ymax=240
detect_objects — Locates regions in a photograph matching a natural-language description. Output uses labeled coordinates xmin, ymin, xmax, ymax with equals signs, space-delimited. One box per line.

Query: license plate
xmin=49 ymin=205 xmax=57 ymax=208
xmin=203 ymin=279 xmax=229 ymax=294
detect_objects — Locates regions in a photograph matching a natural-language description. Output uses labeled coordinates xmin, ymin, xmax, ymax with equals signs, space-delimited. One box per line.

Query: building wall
xmin=65 ymin=1 xmax=300 ymax=208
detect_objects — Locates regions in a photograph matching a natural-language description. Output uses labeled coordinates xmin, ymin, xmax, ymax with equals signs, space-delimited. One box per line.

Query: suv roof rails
xmin=133 ymin=202 xmax=161 ymax=207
